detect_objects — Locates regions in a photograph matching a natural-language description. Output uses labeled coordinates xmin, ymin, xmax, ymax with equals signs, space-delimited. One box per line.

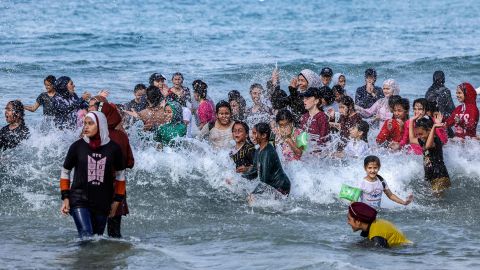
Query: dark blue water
xmin=1 ymin=0 xmax=480 ymax=269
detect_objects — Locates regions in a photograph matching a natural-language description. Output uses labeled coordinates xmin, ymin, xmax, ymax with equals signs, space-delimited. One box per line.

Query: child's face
xmin=232 ymin=124 xmax=247 ymax=144
xmin=349 ymin=126 xmax=362 ymax=140
xmin=303 ymin=96 xmax=319 ymax=111
xmin=338 ymin=75 xmax=346 ymax=88
xmin=339 ymin=104 xmax=348 ymax=116
xmin=456 ymin=87 xmax=465 ymax=103
xmin=251 ymin=127 xmax=259 ymax=145
xmin=172 ymin=75 xmax=183 ymax=87
xmin=321 ymin=76 xmax=331 ymax=86
xmin=4 ymin=104 xmax=15 ymax=124
xmin=298 ymin=75 xmax=308 ymax=91
xmin=217 ymin=107 xmax=231 ymax=126
xmin=250 ymin=87 xmax=262 ymax=105
xmin=393 ymin=104 xmax=407 ymax=120
xmin=277 ymin=119 xmax=293 ymax=136
xmin=230 ymin=100 xmax=240 ymax=115
xmin=134 ymin=89 xmax=146 ymax=101
xmin=334 ymin=91 xmax=343 ymax=103
xmin=44 ymin=80 xmax=54 ymax=92
xmin=413 ymin=103 xmax=425 ymax=118
xmin=194 ymin=92 xmax=200 ymax=102
xmin=364 ymin=162 xmax=380 ymax=179
xmin=415 ymin=127 xmax=430 ymax=141
xmin=347 ymin=213 xmax=362 ymax=232
xmin=164 ymin=105 xmax=173 ymax=122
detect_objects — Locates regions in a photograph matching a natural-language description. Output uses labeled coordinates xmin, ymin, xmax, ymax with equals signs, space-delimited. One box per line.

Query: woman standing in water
xmin=0 ymin=100 xmax=29 ymax=151
xmin=59 ymin=111 xmax=126 ymax=238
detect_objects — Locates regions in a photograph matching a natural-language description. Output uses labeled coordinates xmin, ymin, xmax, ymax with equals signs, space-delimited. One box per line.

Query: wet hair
xmin=146 ymin=85 xmax=162 ymax=107
xmin=332 ymin=84 xmax=345 ymax=96
xmin=413 ymin=98 xmax=428 ymax=110
xmin=388 ymin=95 xmax=402 ymax=110
xmin=215 ymin=100 xmax=231 ymax=114
xmin=426 ymin=100 xmax=439 ymax=114
xmin=339 ymin=96 xmax=355 ymax=112
xmin=6 ymin=100 xmax=25 ymax=125
xmin=134 ymin=83 xmax=147 ymax=93
xmin=254 ymin=122 xmax=271 ymax=141
xmin=355 ymin=120 xmax=370 ymax=142
xmin=250 ymin=83 xmax=264 ymax=92
xmin=172 ymin=72 xmax=184 ymax=81
xmin=44 ymin=75 xmax=56 ymax=85
xmin=415 ymin=117 xmax=433 ymax=130
xmin=275 ymin=109 xmax=294 ymax=123
xmin=149 ymin=73 xmax=165 ymax=85
xmin=364 ymin=155 xmax=381 ymax=168
xmin=392 ymin=98 xmax=410 ymax=119
xmin=192 ymin=79 xmax=208 ymax=99
xmin=364 ymin=68 xmax=377 ymax=79
xmin=228 ymin=90 xmax=242 ymax=100
xmin=319 ymin=86 xmax=335 ymax=106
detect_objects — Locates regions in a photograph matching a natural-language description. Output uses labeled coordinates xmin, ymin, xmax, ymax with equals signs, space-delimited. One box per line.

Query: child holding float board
xmin=339 ymin=155 xmax=413 ymax=209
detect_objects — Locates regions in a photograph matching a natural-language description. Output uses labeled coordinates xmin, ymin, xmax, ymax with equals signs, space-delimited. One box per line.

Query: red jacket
xmin=97 ymin=98 xmax=135 ymax=216
xmin=300 ymin=111 xmax=329 ymax=145
xmin=376 ymin=118 xmax=403 ymax=145
xmin=445 ymin=82 xmax=479 ymax=138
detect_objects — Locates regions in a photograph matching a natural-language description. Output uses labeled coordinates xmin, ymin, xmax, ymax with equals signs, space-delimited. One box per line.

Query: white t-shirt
xmin=358 ymin=177 xmax=388 ymax=209
xmin=344 ymin=139 xmax=369 ymax=158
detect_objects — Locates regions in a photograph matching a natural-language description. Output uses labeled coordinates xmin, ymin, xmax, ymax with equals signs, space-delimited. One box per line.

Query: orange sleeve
xmin=60 ymin=178 xmax=70 ymax=191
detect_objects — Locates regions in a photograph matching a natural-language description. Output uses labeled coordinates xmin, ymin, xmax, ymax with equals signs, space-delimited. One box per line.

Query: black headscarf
xmin=55 ymin=76 xmax=72 ymax=99
xmin=432 ymin=70 xmax=445 ymax=87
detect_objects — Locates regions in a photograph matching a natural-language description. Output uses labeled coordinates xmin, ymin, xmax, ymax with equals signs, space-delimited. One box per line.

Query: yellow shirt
xmin=368 ymin=219 xmax=412 ymax=247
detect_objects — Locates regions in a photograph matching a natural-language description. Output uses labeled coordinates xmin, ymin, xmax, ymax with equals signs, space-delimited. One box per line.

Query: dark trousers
xmin=71 ymin=208 xmax=107 ymax=238
xmin=107 ymin=216 xmax=122 ymax=238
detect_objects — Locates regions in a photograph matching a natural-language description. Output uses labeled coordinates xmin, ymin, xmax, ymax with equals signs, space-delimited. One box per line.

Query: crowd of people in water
xmin=1 ymin=66 xmax=478 ymax=247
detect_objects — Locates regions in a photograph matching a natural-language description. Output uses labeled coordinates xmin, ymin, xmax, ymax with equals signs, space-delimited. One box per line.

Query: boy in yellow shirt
xmin=347 ymin=202 xmax=412 ymax=248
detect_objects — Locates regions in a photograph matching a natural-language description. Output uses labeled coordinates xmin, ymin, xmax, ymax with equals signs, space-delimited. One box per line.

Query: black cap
xmin=320 ymin=67 xmax=333 ymax=77
xmin=149 ymin=73 xmax=166 ymax=85
xmin=300 ymin=87 xmax=321 ymax=99
xmin=364 ymin=68 xmax=377 ymax=79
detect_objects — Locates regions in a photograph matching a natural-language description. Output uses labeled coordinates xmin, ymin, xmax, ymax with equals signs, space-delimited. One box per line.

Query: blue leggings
xmin=71 ymin=208 xmax=108 ymax=238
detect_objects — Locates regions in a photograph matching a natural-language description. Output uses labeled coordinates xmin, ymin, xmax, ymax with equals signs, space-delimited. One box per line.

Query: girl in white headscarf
xmin=355 ymin=79 xmax=400 ymax=122
xmin=59 ymin=111 xmax=126 ymax=239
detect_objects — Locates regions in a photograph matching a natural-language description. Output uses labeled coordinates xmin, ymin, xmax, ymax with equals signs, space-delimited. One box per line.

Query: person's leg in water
xmin=107 ymin=216 xmax=122 ymax=238
xmin=71 ymin=208 xmax=93 ymax=238
xmin=91 ymin=213 xmax=108 ymax=235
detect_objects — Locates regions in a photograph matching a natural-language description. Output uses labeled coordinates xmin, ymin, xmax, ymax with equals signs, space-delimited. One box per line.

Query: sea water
xmin=1 ymin=0 xmax=480 ymax=269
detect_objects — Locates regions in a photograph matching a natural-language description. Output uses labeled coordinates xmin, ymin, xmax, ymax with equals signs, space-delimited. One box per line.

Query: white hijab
xmin=83 ymin=111 xmax=110 ymax=146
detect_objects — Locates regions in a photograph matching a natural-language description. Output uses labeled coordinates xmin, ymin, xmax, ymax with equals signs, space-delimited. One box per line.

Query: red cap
xmin=349 ymin=202 xmax=377 ymax=224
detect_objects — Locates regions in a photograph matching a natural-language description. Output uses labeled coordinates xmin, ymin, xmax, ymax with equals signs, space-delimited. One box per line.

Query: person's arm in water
xmin=384 ymin=188 xmax=413 ymax=206
xmin=24 ymin=102 xmax=40 ymax=112
xmin=371 ymin=236 xmax=388 ymax=248
xmin=408 ymin=116 xmax=419 ymax=145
